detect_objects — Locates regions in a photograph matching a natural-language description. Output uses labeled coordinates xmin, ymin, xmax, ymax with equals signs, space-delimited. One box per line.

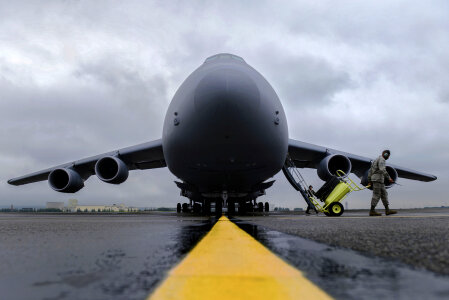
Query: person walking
xmin=368 ymin=150 xmax=397 ymax=216
xmin=305 ymin=185 xmax=318 ymax=215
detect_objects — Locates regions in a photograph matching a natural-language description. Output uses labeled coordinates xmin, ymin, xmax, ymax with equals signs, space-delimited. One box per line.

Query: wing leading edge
xmin=8 ymin=139 xmax=166 ymax=186
xmin=288 ymin=139 xmax=437 ymax=182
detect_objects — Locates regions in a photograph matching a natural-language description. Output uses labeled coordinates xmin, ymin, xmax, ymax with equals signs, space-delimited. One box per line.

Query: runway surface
xmin=1 ymin=209 xmax=448 ymax=300
xmin=241 ymin=208 xmax=449 ymax=275
xmin=0 ymin=213 xmax=211 ymax=300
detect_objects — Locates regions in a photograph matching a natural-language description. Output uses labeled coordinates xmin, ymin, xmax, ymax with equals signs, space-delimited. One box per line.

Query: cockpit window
xmin=205 ymin=55 xmax=219 ymax=63
xmin=205 ymin=53 xmax=245 ymax=63
xmin=231 ymin=55 xmax=245 ymax=62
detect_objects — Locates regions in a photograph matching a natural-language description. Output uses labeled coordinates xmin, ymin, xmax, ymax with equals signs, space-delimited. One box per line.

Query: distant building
xmin=68 ymin=199 xmax=78 ymax=209
xmin=65 ymin=200 xmax=138 ymax=212
xmin=21 ymin=208 xmax=35 ymax=212
xmin=46 ymin=202 xmax=65 ymax=210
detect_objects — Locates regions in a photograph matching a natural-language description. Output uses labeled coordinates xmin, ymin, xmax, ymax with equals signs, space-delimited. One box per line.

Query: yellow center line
xmin=148 ymin=216 xmax=332 ymax=300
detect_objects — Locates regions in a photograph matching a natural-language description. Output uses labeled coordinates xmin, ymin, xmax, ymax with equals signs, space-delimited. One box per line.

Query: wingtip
xmin=7 ymin=179 xmax=18 ymax=185
xmin=425 ymin=175 xmax=438 ymax=182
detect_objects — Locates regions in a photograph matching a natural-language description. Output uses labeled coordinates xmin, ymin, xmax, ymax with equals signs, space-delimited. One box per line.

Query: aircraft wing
xmin=8 ymin=139 xmax=166 ymax=186
xmin=288 ymin=139 xmax=437 ymax=182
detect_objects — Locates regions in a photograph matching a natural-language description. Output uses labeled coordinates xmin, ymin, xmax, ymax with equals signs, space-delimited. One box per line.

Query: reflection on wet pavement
xmin=232 ymin=219 xmax=449 ymax=300
xmin=0 ymin=215 xmax=214 ymax=300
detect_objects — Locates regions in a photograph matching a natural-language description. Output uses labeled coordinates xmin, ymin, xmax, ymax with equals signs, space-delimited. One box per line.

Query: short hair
xmin=382 ymin=150 xmax=390 ymax=156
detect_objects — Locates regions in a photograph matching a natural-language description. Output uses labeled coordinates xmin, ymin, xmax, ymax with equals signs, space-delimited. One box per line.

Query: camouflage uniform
xmin=368 ymin=156 xmax=391 ymax=207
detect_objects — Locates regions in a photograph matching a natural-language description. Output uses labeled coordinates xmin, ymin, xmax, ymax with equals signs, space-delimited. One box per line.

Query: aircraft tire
xmin=238 ymin=202 xmax=246 ymax=214
xmin=264 ymin=202 xmax=269 ymax=212
xmin=182 ymin=203 xmax=189 ymax=213
xmin=228 ymin=201 xmax=235 ymax=215
xmin=257 ymin=202 xmax=263 ymax=212
xmin=176 ymin=203 xmax=181 ymax=213
xmin=203 ymin=201 xmax=211 ymax=215
xmin=215 ymin=200 xmax=223 ymax=217
xmin=193 ymin=203 xmax=201 ymax=213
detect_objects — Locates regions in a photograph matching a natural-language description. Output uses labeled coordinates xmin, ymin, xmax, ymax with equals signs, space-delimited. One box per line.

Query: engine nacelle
xmin=95 ymin=156 xmax=129 ymax=184
xmin=317 ymin=154 xmax=352 ymax=181
xmin=48 ymin=168 xmax=84 ymax=193
xmin=361 ymin=166 xmax=398 ymax=188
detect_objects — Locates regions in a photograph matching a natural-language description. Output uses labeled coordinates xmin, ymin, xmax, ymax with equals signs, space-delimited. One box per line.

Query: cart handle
xmin=336 ymin=170 xmax=368 ymax=191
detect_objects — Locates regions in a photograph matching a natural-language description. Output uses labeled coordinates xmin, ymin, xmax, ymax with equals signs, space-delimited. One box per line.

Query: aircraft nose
xmin=191 ymin=68 xmax=265 ymax=170
xmin=194 ymin=68 xmax=260 ymax=116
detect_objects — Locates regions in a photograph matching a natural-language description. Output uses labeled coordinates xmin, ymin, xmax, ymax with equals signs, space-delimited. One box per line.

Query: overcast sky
xmin=1 ymin=0 xmax=448 ymax=209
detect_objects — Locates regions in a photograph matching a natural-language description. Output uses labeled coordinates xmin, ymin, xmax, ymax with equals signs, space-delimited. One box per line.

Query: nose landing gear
xmin=215 ymin=199 xmax=223 ymax=217
xmin=176 ymin=198 xmax=269 ymax=216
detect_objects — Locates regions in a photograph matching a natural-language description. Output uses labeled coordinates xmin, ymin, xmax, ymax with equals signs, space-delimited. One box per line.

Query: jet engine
xmin=95 ymin=156 xmax=129 ymax=184
xmin=317 ymin=154 xmax=352 ymax=181
xmin=361 ymin=166 xmax=398 ymax=188
xmin=48 ymin=168 xmax=84 ymax=193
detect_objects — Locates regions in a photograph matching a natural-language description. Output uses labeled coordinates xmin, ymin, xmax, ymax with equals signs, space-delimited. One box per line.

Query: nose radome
xmin=194 ymin=68 xmax=260 ymax=115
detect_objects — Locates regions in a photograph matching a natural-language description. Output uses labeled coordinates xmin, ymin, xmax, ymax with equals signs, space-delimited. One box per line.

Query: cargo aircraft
xmin=8 ymin=53 xmax=437 ymax=215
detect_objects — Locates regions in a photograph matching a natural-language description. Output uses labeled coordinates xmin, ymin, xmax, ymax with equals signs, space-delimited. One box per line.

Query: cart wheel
xmin=329 ymin=202 xmax=344 ymax=217
xmin=324 ymin=211 xmax=331 ymax=216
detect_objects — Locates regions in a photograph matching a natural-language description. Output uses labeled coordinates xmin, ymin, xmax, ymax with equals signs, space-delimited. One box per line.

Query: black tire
xmin=315 ymin=177 xmax=340 ymax=202
xmin=246 ymin=202 xmax=254 ymax=213
xmin=257 ymin=202 xmax=263 ymax=212
xmin=324 ymin=211 xmax=331 ymax=216
xmin=329 ymin=202 xmax=344 ymax=217
xmin=176 ymin=203 xmax=181 ymax=213
xmin=215 ymin=200 xmax=222 ymax=217
xmin=193 ymin=203 xmax=201 ymax=213
xmin=238 ymin=202 xmax=246 ymax=214
xmin=228 ymin=201 xmax=235 ymax=214
xmin=203 ymin=201 xmax=211 ymax=215
xmin=264 ymin=202 xmax=269 ymax=212
xmin=182 ymin=203 xmax=189 ymax=213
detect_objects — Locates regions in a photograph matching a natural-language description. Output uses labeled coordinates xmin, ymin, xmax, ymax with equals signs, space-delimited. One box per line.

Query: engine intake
xmin=48 ymin=168 xmax=84 ymax=193
xmin=317 ymin=154 xmax=352 ymax=181
xmin=361 ymin=166 xmax=398 ymax=188
xmin=95 ymin=156 xmax=129 ymax=184
xmin=385 ymin=166 xmax=398 ymax=186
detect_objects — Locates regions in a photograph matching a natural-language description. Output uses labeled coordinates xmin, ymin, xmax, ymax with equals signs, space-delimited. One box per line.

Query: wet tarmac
xmin=0 ymin=213 xmax=213 ymax=300
xmin=241 ymin=208 xmax=449 ymax=275
xmin=233 ymin=219 xmax=449 ymax=300
xmin=1 ymin=210 xmax=448 ymax=300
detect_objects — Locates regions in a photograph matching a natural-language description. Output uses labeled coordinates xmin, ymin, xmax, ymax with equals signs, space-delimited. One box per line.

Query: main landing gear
xmin=256 ymin=202 xmax=270 ymax=212
xmin=176 ymin=199 xmax=270 ymax=215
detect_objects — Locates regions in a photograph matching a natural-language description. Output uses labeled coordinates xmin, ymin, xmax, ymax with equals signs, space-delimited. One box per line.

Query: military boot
xmin=369 ymin=205 xmax=381 ymax=216
xmin=385 ymin=206 xmax=397 ymax=215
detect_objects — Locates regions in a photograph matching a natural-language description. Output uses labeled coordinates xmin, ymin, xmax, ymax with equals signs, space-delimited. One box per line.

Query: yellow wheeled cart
xmin=309 ymin=170 xmax=366 ymax=217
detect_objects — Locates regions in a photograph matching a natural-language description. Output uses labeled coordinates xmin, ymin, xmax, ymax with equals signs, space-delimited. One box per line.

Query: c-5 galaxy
xmin=8 ymin=53 xmax=436 ymax=215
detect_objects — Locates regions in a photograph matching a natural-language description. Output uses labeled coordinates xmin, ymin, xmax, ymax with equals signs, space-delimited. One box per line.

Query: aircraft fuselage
xmin=162 ymin=54 xmax=288 ymax=197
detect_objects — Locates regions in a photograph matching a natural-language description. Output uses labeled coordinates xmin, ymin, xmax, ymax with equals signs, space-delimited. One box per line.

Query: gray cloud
xmin=1 ymin=0 xmax=448 ymax=209
xmin=255 ymin=52 xmax=355 ymax=106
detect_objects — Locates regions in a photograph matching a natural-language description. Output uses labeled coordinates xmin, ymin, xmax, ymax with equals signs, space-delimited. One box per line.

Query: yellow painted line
xmin=148 ymin=216 xmax=332 ymax=300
